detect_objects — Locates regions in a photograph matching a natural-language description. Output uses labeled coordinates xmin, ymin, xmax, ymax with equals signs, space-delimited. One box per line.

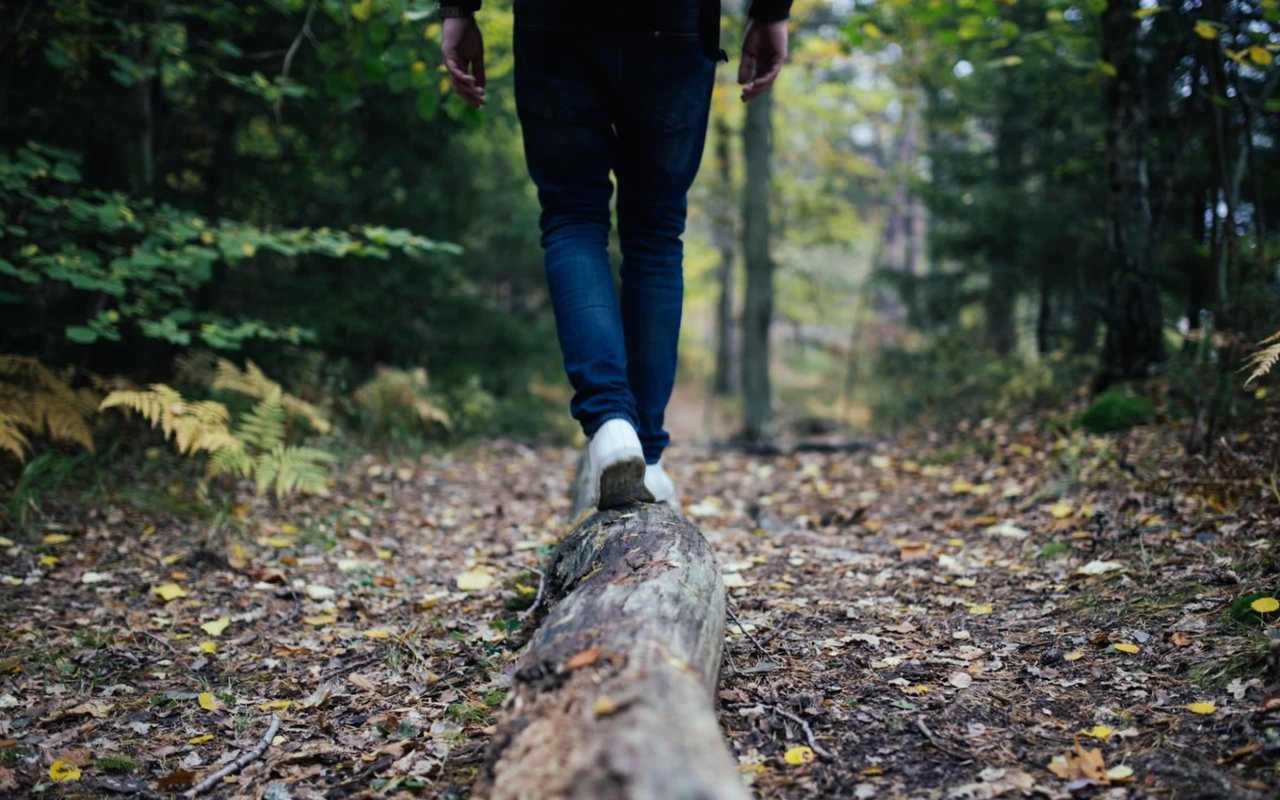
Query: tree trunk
xmin=1099 ymin=0 xmax=1163 ymax=382
xmin=712 ymin=116 xmax=738 ymax=397
xmin=476 ymin=503 xmax=744 ymax=800
xmin=740 ymin=92 xmax=774 ymax=444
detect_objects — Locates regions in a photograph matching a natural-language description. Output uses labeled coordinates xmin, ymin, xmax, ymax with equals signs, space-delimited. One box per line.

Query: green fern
xmin=99 ymin=385 xmax=240 ymax=455
xmin=234 ymin=392 xmax=287 ymax=451
xmin=252 ymin=445 xmax=336 ymax=497
xmin=1243 ymin=330 xmax=1280 ymax=387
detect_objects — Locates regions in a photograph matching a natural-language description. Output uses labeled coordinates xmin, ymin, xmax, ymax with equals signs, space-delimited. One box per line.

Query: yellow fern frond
xmin=0 ymin=411 xmax=30 ymax=461
xmin=101 ymin=385 xmax=236 ymax=455
xmin=213 ymin=359 xmax=330 ymax=434
xmin=1243 ymin=334 xmax=1280 ymax=387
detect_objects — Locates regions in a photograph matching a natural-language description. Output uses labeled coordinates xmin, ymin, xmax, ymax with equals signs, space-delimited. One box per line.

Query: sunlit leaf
xmin=200 ymin=616 xmax=230 ymax=637
xmin=1113 ymin=643 xmax=1140 ymax=654
xmin=1084 ymin=724 xmax=1113 ymax=740
xmin=198 ymin=692 xmax=218 ymax=711
xmin=1251 ymin=597 xmax=1279 ymax=614
xmin=784 ymin=746 xmax=816 ymax=765
xmin=456 ymin=567 xmax=495 ymax=591
xmin=1185 ymin=702 xmax=1216 ymax=714
xmin=152 ymin=583 xmax=188 ymax=601
xmin=49 ymin=759 xmax=81 ymax=782
xmin=188 ymin=734 xmax=214 ymax=744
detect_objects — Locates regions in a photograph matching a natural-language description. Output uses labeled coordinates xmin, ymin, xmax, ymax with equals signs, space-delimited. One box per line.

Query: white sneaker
xmin=644 ymin=460 xmax=678 ymax=509
xmin=588 ymin=419 xmax=654 ymax=510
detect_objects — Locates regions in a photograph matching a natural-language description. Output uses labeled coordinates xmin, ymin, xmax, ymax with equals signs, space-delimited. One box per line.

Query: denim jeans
xmin=514 ymin=5 xmax=716 ymax=465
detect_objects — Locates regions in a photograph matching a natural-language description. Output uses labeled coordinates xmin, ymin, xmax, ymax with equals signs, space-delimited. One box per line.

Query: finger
xmin=752 ymin=60 xmax=783 ymax=92
xmin=473 ymin=56 xmax=486 ymax=91
xmin=738 ymin=53 xmax=756 ymax=86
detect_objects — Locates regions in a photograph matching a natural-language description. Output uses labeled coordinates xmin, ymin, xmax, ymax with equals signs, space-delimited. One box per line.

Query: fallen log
xmin=476 ymin=501 xmax=747 ymax=800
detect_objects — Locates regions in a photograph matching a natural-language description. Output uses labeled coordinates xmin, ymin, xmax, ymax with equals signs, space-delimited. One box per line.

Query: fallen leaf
xmin=157 ymin=769 xmax=197 ymax=791
xmin=198 ymin=692 xmax=218 ymax=711
xmin=1185 ymin=702 xmax=1216 ymax=715
xmin=188 ymin=734 xmax=214 ymax=745
xmin=306 ymin=584 xmax=336 ymax=600
xmin=261 ymin=536 xmax=293 ymax=548
xmin=1084 ymin=725 xmax=1113 ymax=740
xmin=1170 ymin=632 xmax=1191 ymax=647
xmin=1048 ymin=503 xmax=1074 ymax=519
xmin=152 ymin=583 xmax=187 ymax=602
xmin=1106 ymin=764 xmax=1134 ymax=781
xmin=43 ymin=534 xmax=72 ymax=545
xmin=567 ymin=647 xmax=604 ymax=670
xmin=1250 ymin=597 xmax=1279 ymax=614
xmin=949 ymin=672 xmax=973 ymax=689
xmin=259 ymin=700 xmax=292 ymax=712
xmin=48 ymin=760 xmax=80 ymax=782
xmin=1064 ymin=650 xmax=1084 ymax=662
xmin=80 ymin=571 xmax=109 ymax=584
xmin=303 ymin=614 xmax=337 ymax=626
xmin=593 ymin=696 xmax=617 ymax=715
xmin=784 ymin=746 xmax=815 ymax=765
xmin=362 ymin=630 xmax=391 ymax=639
xmin=1077 ymin=560 xmax=1125 ymax=576
xmin=348 ymin=673 xmax=377 ymax=692
xmin=968 ymin=605 xmax=993 ymax=615
xmin=456 ymin=567 xmax=495 ymax=591
xmin=198 ymin=641 xmax=217 ymax=654
xmin=1113 ymin=643 xmax=1140 ymax=654
xmin=200 ymin=617 xmax=230 ymax=637
xmin=1047 ymin=739 xmax=1107 ymax=781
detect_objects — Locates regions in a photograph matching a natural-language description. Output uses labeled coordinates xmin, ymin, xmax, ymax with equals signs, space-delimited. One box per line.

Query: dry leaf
xmin=949 ymin=672 xmax=973 ymax=689
xmin=1083 ymin=725 xmax=1113 ymax=740
xmin=1170 ymin=632 xmax=1191 ymax=647
xmin=188 ymin=734 xmax=214 ymax=744
xmin=200 ymin=616 xmax=230 ymax=637
xmin=1077 ymin=560 xmax=1125 ymax=576
xmin=348 ymin=673 xmax=377 ymax=692
xmin=48 ymin=760 xmax=80 ymax=782
xmin=783 ymin=746 xmax=815 ymax=765
xmin=968 ymin=605 xmax=993 ymax=615
xmin=1048 ymin=503 xmax=1074 ymax=519
xmin=197 ymin=692 xmax=217 ymax=711
xmin=1185 ymin=702 xmax=1216 ymax=715
xmin=567 ymin=647 xmax=604 ymax=670
xmin=362 ymin=630 xmax=391 ymax=639
xmin=1047 ymin=739 xmax=1107 ymax=781
xmin=456 ymin=567 xmax=495 ymax=591
xmin=198 ymin=641 xmax=217 ymax=654
xmin=152 ymin=583 xmax=187 ymax=602
xmin=1113 ymin=643 xmax=1140 ymax=654
xmin=303 ymin=614 xmax=337 ymax=626
xmin=259 ymin=700 xmax=292 ymax=711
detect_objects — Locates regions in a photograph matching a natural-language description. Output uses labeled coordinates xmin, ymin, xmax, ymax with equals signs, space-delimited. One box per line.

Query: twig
xmin=517 ymin=567 xmax=547 ymax=621
xmin=185 ymin=715 xmax=282 ymax=797
xmin=769 ymin=705 xmax=834 ymax=760
xmin=725 ymin=602 xmax=770 ymax=658
xmin=915 ymin=718 xmax=972 ymax=764
xmin=275 ymin=0 xmax=318 ymax=123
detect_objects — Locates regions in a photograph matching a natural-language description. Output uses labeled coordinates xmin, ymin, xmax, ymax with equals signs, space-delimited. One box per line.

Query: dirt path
xmin=1 ymin=420 xmax=1277 ymax=798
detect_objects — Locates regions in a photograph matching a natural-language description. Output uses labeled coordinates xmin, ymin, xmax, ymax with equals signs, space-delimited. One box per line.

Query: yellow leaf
xmin=862 ymin=22 xmax=883 ymax=40
xmin=1186 ymin=702 xmax=1216 ymax=714
xmin=42 ymin=533 xmax=72 ymax=545
xmin=1064 ymin=650 xmax=1084 ymax=662
xmin=261 ymin=536 xmax=293 ymax=548
xmin=1113 ymin=643 xmax=1140 ymax=654
xmin=900 ymin=684 xmax=932 ymax=695
xmin=951 ymin=478 xmax=976 ymax=494
xmin=362 ymin=630 xmax=391 ymax=639
xmin=280 ymin=524 xmax=299 ymax=535
xmin=1084 ymin=725 xmax=1114 ymax=740
xmin=188 ymin=734 xmax=215 ymax=744
xmin=40 ymin=555 xmax=58 ymax=567
xmin=48 ymin=759 xmax=81 ymax=782
xmin=1049 ymin=503 xmax=1074 ymax=519
xmin=456 ymin=567 xmax=495 ymax=591
xmin=1252 ymin=597 xmax=1279 ymax=614
xmin=240 ymin=242 xmax=256 ymax=257
xmin=376 ymin=549 xmax=393 ymax=560
xmin=861 ymin=766 xmax=884 ymax=776
xmin=259 ymin=700 xmax=292 ymax=711
xmin=1226 ymin=48 xmax=1249 ymax=65
xmin=1133 ymin=6 xmax=1166 ymax=18
xmin=304 ymin=614 xmax=337 ymax=626
xmin=198 ymin=692 xmax=218 ymax=711
xmin=198 ymin=641 xmax=217 ymax=654
xmin=152 ymin=583 xmax=188 ymax=602
xmin=593 ymin=696 xmax=617 ymax=715
xmin=784 ymin=746 xmax=816 ymax=765
xmin=1193 ymin=20 xmax=1218 ymax=39
xmin=200 ymin=616 xmax=230 ymax=637
xmin=968 ymin=604 xmax=993 ymax=615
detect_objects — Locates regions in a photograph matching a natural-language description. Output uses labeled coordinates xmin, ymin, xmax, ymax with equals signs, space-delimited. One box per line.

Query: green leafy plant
xmin=1078 ymin=388 xmax=1155 ymax=434
xmin=100 ymin=360 xmax=334 ymax=499
xmin=352 ymin=366 xmax=451 ymax=439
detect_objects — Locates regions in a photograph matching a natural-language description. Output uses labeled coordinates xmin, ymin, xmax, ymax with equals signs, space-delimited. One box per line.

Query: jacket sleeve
xmin=443 ymin=1 xmax=482 ymax=13
xmin=748 ymin=0 xmax=792 ymax=21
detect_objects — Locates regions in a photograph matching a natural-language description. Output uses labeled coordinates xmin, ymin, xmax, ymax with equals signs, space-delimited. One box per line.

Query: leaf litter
xmin=0 ymin=416 xmax=1278 ymax=797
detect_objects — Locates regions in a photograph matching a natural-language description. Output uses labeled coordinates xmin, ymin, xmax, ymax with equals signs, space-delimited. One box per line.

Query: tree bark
xmin=740 ymin=92 xmax=774 ymax=444
xmin=1099 ymin=0 xmax=1164 ymax=383
xmin=712 ymin=115 xmax=738 ymax=397
xmin=476 ymin=504 xmax=745 ymax=800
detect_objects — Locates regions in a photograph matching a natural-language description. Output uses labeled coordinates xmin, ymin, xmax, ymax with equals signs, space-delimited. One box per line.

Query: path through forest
xmin=2 ymin=416 xmax=1279 ymax=798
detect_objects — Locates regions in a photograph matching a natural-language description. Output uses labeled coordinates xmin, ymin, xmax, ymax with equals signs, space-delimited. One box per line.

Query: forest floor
xmin=2 ymin=410 xmax=1280 ymax=799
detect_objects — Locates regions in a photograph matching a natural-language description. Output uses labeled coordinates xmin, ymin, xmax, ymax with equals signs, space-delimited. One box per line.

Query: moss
xmin=96 ymin=755 xmax=139 ymax=773
xmin=1078 ymin=388 xmax=1155 ymax=433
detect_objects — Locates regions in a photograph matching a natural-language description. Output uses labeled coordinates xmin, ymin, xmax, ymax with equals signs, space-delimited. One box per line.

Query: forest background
xmin=1 ymin=0 xmax=1279 ymax=532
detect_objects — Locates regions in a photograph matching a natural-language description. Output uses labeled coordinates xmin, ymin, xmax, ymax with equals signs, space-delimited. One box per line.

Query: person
xmin=440 ymin=0 xmax=790 ymax=510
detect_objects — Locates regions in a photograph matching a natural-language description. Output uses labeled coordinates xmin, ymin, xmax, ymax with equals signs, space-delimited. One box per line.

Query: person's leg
xmin=613 ymin=29 xmax=716 ymax=465
xmin=514 ymin=25 xmax=636 ymax=439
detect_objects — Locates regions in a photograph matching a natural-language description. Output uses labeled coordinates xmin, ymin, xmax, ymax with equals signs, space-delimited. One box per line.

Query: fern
xmin=213 ymin=359 xmax=330 ymax=434
xmin=99 ymin=385 xmax=240 ymax=455
xmin=253 ymin=445 xmax=335 ymax=497
xmin=0 ymin=355 xmax=99 ymax=460
xmin=234 ymin=393 xmax=287 ymax=451
xmin=1243 ymin=330 xmax=1280 ymax=387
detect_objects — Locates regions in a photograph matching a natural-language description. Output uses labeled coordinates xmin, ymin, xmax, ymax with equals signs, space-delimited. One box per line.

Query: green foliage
xmin=100 ymin=360 xmax=334 ymax=499
xmin=0 ymin=142 xmax=454 ymax=351
xmin=1228 ymin=591 xmax=1280 ymax=630
xmin=95 ymin=756 xmax=140 ymax=774
xmin=1078 ymin=388 xmax=1155 ymax=434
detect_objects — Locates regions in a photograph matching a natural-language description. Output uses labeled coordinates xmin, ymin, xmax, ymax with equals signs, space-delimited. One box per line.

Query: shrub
xmin=1078 ymin=387 xmax=1155 ymax=433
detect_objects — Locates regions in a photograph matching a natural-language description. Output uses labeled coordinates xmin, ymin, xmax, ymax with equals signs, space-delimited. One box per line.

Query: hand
xmin=441 ymin=16 xmax=486 ymax=108
xmin=738 ymin=19 xmax=788 ymax=102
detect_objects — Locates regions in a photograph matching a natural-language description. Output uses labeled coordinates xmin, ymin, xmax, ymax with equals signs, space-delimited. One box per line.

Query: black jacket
xmin=448 ymin=1 xmax=794 ymax=60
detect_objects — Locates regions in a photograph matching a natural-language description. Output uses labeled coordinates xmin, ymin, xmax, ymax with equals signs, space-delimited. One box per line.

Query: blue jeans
xmin=514 ymin=8 xmax=715 ymax=465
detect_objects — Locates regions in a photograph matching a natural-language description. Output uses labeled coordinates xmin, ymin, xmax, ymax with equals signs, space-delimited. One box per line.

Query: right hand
xmin=738 ymin=19 xmax=788 ymax=103
xmin=441 ymin=16 xmax=486 ymax=108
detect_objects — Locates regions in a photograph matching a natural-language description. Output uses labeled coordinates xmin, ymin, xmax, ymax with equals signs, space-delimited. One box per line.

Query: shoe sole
xmin=598 ymin=457 xmax=655 ymax=510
